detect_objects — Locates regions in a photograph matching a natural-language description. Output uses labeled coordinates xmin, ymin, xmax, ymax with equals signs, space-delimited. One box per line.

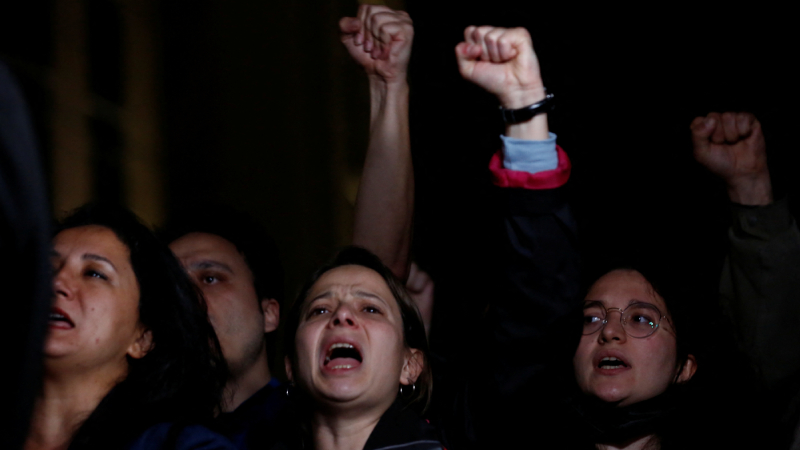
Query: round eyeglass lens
xmin=581 ymin=302 xmax=663 ymax=337
xmin=582 ymin=302 xmax=606 ymax=335
xmin=622 ymin=303 xmax=661 ymax=337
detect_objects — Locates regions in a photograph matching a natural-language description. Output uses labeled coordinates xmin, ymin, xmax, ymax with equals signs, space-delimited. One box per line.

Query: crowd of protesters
xmin=2 ymin=4 xmax=798 ymax=450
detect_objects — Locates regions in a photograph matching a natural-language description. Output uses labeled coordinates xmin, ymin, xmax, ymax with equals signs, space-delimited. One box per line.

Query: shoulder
xmin=127 ymin=423 xmax=237 ymax=450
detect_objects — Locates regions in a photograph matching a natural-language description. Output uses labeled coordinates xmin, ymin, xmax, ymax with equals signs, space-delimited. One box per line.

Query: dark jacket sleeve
xmin=486 ymin=186 xmax=582 ymax=396
xmin=469 ymin=186 xmax=583 ymax=448
xmin=720 ymin=198 xmax=800 ymax=388
xmin=719 ymin=199 xmax=800 ymax=446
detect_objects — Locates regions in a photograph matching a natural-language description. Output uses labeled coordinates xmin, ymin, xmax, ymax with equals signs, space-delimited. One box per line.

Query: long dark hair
xmin=284 ymin=246 xmax=432 ymax=413
xmin=56 ymin=204 xmax=228 ymax=450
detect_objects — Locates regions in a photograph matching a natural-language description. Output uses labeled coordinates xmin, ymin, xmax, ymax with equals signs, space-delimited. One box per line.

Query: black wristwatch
xmin=499 ymin=92 xmax=555 ymax=124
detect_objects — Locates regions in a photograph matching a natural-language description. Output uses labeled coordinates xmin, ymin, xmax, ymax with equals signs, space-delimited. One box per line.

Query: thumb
xmin=690 ymin=115 xmax=714 ymax=155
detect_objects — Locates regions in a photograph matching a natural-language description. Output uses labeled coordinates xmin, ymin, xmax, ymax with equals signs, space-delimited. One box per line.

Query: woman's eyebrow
xmin=628 ymin=299 xmax=651 ymax=306
xmin=82 ymin=253 xmax=116 ymax=270
xmin=308 ymin=291 xmax=333 ymax=303
xmin=353 ymin=290 xmax=388 ymax=306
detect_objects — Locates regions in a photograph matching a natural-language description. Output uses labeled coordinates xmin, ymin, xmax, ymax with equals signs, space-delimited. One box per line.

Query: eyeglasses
xmin=582 ymin=301 xmax=668 ymax=338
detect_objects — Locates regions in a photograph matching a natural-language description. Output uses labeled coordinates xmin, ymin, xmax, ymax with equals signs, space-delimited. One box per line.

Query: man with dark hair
xmin=166 ymin=207 xmax=285 ymax=448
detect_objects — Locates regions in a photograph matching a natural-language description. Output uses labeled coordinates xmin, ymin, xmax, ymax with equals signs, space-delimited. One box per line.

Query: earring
xmin=285 ymin=381 xmax=295 ymax=397
xmin=399 ymin=383 xmax=416 ymax=396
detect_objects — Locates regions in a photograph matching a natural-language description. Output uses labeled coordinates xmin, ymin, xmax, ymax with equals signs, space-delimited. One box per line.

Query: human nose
xmin=52 ymin=266 xmax=73 ymax=299
xmin=330 ymin=303 xmax=358 ymax=328
xmin=599 ymin=309 xmax=626 ymax=343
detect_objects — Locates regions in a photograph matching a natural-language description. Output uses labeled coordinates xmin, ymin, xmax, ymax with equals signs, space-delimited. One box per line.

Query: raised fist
xmin=339 ymin=5 xmax=413 ymax=85
xmin=691 ymin=112 xmax=772 ymax=205
xmin=455 ymin=26 xmax=544 ymax=108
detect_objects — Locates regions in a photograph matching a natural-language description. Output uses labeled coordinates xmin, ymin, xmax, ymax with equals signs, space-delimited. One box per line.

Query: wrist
xmin=368 ymin=74 xmax=408 ymax=94
xmin=369 ymin=78 xmax=409 ymax=125
xmin=727 ymin=173 xmax=774 ymax=206
xmin=498 ymin=84 xmax=546 ymax=109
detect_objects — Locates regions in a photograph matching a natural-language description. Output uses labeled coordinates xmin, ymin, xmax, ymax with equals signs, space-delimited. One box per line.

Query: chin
xmin=588 ymin=383 xmax=630 ymax=405
xmin=311 ymin=381 xmax=364 ymax=404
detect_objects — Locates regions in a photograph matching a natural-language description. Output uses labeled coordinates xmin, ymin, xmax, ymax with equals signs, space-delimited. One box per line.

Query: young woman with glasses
xmin=569 ymin=266 xmax=698 ymax=450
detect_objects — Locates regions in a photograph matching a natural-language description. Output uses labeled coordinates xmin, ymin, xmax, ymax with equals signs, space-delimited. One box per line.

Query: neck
xmin=597 ymin=434 xmax=659 ymax=450
xmin=26 ymin=364 xmax=124 ymax=450
xmin=223 ymin=349 xmax=272 ymax=412
xmin=311 ymin=408 xmax=383 ymax=450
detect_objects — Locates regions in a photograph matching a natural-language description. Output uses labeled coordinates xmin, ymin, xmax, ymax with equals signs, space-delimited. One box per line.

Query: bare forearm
xmin=353 ymin=79 xmax=413 ymax=280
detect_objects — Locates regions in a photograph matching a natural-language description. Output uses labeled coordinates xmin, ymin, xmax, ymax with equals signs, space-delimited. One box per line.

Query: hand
xmin=339 ymin=5 xmax=413 ymax=85
xmin=455 ymin=26 xmax=545 ymax=108
xmin=406 ymin=262 xmax=434 ymax=338
xmin=691 ymin=112 xmax=773 ymax=205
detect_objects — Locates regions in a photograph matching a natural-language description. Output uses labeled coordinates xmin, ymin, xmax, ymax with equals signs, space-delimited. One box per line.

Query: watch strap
xmin=499 ymin=92 xmax=555 ymax=124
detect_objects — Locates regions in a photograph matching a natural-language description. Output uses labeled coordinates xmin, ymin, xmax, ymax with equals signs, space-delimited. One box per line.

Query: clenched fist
xmin=691 ymin=112 xmax=773 ymax=205
xmin=340 ymin=5 xmax=413 ymax=85
xmin=455 ymin=26 xmax=544 ymax=108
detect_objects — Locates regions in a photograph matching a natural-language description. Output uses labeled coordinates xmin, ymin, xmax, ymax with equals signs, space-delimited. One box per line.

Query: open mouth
xmin=598 ymin=356 xmax=628 ymax=370
xmin=49 ymin=308 xmax=74 ymax=328
xmin=324 ymin=343 xmax=362 ymax=370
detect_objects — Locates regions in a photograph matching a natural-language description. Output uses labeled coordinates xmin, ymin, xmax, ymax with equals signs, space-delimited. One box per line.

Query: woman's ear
xmin=400 ymin=348 xmax=423 ymax=385
xmin=676 ymin=354 xmax=697 ymax=383
xmin=127 ymin=328 xmax=154 ymax=360
xmin=284 ymin=355 xmax=293 ymax=382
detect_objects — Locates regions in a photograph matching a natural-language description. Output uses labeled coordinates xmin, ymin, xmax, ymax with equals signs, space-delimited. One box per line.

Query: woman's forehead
xmin=54 ymin=225 xmax=130 ymax=260
xmin=307 ymin=265 xmax=395 ymax=303
xmin=586 ymin=269 xmax=666 ymax=310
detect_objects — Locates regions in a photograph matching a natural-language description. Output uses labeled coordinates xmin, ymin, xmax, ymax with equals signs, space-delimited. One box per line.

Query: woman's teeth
xmin=324 ymin=343 xmax=362 ymax=365
xmin=599 ymin=356 xmax=626 ymax=369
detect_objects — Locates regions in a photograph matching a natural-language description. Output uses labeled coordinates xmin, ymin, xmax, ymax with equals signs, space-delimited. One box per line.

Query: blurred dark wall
xmin=160 ymin=0 xmax=371 ymax=297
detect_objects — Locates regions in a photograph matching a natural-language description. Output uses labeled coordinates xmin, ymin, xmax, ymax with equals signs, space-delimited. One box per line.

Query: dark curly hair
xmin=56 ymin=204 xmax=228 ymax=450
xmin=284 ymin=246 xmax=432 ymax=413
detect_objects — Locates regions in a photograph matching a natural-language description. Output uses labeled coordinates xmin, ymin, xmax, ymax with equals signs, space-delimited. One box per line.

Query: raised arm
xmin=451 ymin=26 xmax=581 ymax=449
xmin=342 ymin=5 xmax=414 ymax=280
xmin=692 ymin=112 xmax=800 ymax=387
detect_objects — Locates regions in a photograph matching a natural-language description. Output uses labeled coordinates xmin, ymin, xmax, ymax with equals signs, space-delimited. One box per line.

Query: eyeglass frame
xmin=581 ymin=300 xmax=672 ymax=339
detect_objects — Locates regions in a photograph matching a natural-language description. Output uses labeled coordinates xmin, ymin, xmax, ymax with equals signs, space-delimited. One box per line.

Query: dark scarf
xmin=565 ymin=386 xmax=685 ymax=445
xmin=260 ymin=397 xmax=443 ymax=450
